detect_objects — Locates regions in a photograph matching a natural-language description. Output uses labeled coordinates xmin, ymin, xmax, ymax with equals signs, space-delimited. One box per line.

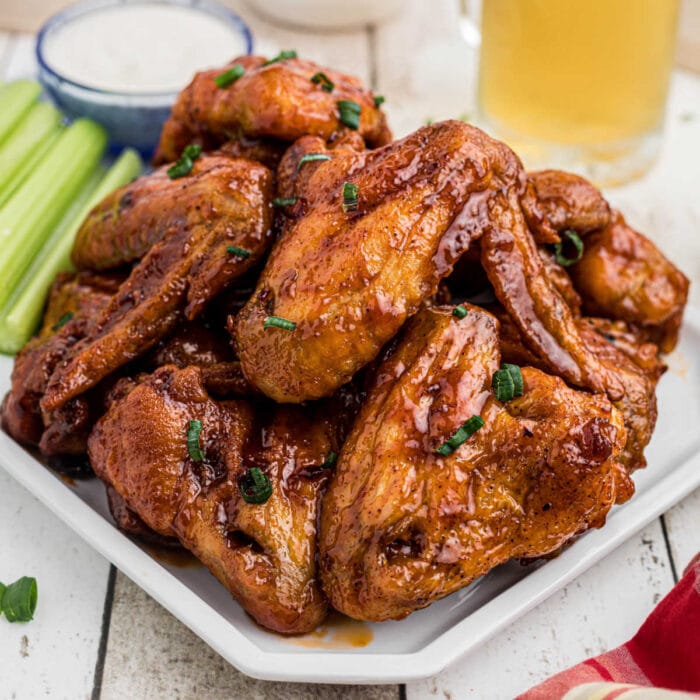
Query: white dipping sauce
xmin=43 ymin=3 xmax=248 ymax=94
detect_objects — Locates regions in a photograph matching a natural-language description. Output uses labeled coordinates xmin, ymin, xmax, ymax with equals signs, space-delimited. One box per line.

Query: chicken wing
xmin=41 ymin=157 xmax=273 ymax=413
xmin=1 ymin=271 xmax=122 ymax=454
xmin=154 ymin=55 xmax=390 ymax=164
xmin=495 ymin=309 xmax=663 ymax=474
xmin=72 ymin=153 xmax=269 ymax=271
xmin=234 ymin=120 xmax=622 ymax=403
xmin=528 ymin=169 xmax=611 ymax=236
xmin=319 ymin=305 xmax=629 ymax=621
xmin=569 ymin=210 xmax=689 ymax=352
xmin=89 ymin=364 xmax=348 ymax=634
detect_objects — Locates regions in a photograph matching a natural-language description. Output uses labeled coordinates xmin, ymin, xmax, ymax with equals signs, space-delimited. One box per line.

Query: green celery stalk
xmin=0 ymin=149 xmax=143 ymax=354
xmin=0 ymin=127 xmax=63 ymax=209
xmin=0 ymin=101 xmax=63 ymax=196
xmin=0 ymin=118 xmax=107 ymax=312
xmin=0 ymin=80 xmax=42 ymax=145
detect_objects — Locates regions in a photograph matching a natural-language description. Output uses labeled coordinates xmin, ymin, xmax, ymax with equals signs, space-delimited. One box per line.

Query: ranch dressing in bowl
xmin=36 ymin=0 xmax=253 ymax=152
xmin=41 ymin=2 xmax=250 ymax=94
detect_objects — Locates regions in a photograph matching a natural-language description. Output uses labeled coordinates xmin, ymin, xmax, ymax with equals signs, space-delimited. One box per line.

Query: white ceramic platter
xmin=1 ymin=308 xmax=699 ymax=684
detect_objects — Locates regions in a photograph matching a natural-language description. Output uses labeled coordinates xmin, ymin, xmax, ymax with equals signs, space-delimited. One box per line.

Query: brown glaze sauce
xmin=287 ymin=611 xmax=373 ymax=649
xmin=144 ymin=544 xmax=202 ymax=568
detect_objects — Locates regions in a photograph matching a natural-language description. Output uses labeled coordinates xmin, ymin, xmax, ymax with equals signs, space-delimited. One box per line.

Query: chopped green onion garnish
xmin=167 ymin=144 xmax=202 ymax=179
xmin=373 ymin=95 xmax=385 ymax=107
xmin=342 ymin=182 xmax=359 ymax=212
xmin=311 ymin=72 xmax=334 ymax=92
xmin=272 ymin=197 xmax=298 ymax=207
xmin=186 ymin=419 xmax=205 ymax=462
xmin=553 ymin=230 xmax=584 ymax=267
xmin=0 ymin=582 xmax=5 ymax=606
xmin=337 ymin=100 xmax=361 ymax=130
xmin=321 ymin=451 xmax=337 ymax=467
xmin=435 ymin=415 xmax=484 ymax=456
xmin=1 ymin=576 xmax=37 ymax=622
xmin=214 ymin=64 xmax=245 ymax=88
xmin=264 ymin=315 xmax=296 ymax=331
xmin=503 ymin=363 xmax=524 ymax=396
xmin=297 ymin=153 xmax=331 ymax=170
xmin=51 ymin=311 xmax=73 ymax=331
xmin=452 ymin=305 xmax=467 ymax=319
xmin=492 ymin=369 xmax=514 ymax=402
xmin=492 ymin=364 xmax=524 ymax=402
xmin=240 ymin=467 xmax=273 ymax=504
xmin=263 ymin=50 xmax=297 ymax=66
xmin=226 ymin=245 xmax=250 ymax=258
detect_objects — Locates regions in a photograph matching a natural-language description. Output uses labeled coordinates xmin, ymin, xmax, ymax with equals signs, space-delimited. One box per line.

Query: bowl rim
xmin=35 ymin=0 xmax=254 ymax=99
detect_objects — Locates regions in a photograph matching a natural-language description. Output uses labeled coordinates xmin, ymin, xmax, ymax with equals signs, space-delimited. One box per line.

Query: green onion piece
xmin=453 ymin=305 xmax=468 ymax=319
xmin=435 ymin=415 xmax=485 ymax=456
xmin=51 ymin=311 xmax=73 ymax=332
xmin=492 ymin=364 xmax=524 ymax=402
xmin=0 ymin=118 xmax=106 ymax=316
xmin=337 ymin=100 xmax=361 ymax=130
xmin=311 ymin=72 xmax=334 ymax=92
xmin=186 ymin=419 xmax=205 ymax=462
xmin=0 ymin=148 xmax=142 ymax=355
xmin=272 ymin=197 xmax=298 ymax=207
xmin=503 ymin=363 xmax=524 ymax=397
xmin=0 ymin=581 xmax=6 ymax=608
xmin=214 ymin=64 xmax=245 ymax=88
xmin=167 ymin=144 xmax=202 ymax=179
xmin=240 ymin=467 xmax=273 ymax=504
xmin=263 ymin=49 xmax=297 ymax=66
xmin=226 ymin=245 xmax=250 ymax=258
xmin=264 ymin=315 xmax=296 ymax=331
xmin=373 ymin=95 xmax=385 ymax=108
xmin=1 ymin=576 xmax=37 ymax=622
xmin=321 ymin=451 xmax=338 ymax=467
xmin=297 ymin=153 xmax=331 ymax=170
xmin=0 ymin=80 xmax=42 ymax=146
xmin=342 ymin=182 xmax=359 ymax=212
xmin=553 ymin=230 xmax=584 ymax=267
xmin=492 ymin=368 xmax=515 ymax=402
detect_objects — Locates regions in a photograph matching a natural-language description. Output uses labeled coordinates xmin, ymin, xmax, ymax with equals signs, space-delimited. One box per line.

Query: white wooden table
xmin=1 ymin=3 xmax=699 ymax=698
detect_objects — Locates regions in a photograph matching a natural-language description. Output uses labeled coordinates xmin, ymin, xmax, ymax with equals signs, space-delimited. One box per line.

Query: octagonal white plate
xmin=1 ymin=308 xmax=699 ymax=684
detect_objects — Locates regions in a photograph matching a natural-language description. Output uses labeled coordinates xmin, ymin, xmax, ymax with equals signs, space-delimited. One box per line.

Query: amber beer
xmin=477 ymin=0 xmax=680 ymax=184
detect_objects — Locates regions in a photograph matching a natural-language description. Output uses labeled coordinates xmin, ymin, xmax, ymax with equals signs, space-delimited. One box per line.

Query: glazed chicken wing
xmin=319 ymin=305 xmax=629 ymax=621
xmin=41 ymin=157 xmax=273 ymax=414
xmin=528 ymin=169 xmax=611 ymax=236
xmin=1 ymin=271 xmax=123 ymax=455
xmin=154 ymin=55 xmax=390 ymax=164
xmin=72 ymin=153 xmax=268 ymax=270
xmin=234 ymin=120 xmax=622 ymax=403
xmin=89 ymin=364 xmax=349 ymax=634
xmin=495 ymin=309 xmax=663 ymax=474
xmin=570 ymin=211 xmax=689 ymax=352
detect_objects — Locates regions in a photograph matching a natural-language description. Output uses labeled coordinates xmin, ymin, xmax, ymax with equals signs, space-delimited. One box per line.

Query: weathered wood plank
xmin=0 ymin=470 xmax=112 ymax=698
xmin=407 ymin=522 xmax=675 ymax=699
xmin=100 ymin=572 xmax=399 ymax=700
xmin=664 ymin=488 xmax=700 ymax=574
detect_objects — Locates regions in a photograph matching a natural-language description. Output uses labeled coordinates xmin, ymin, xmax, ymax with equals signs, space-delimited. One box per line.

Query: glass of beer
xmin=472 ymin=0 xmax=680 ymax=186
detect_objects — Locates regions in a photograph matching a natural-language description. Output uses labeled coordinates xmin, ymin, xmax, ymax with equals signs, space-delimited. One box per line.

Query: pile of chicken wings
xmin=1 ymin=54 xmax=688 ymax=634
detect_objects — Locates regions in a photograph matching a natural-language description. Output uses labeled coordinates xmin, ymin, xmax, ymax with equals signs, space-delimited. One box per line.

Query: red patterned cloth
xmin=518 ymin=553 xmax=700 ymax=699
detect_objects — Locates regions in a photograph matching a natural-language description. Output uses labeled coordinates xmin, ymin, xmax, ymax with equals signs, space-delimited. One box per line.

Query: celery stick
xmin=0 ymin=149 xmax=143 ymax=354
xmin=0 ymin=80 xmax=42 ymax=145
xmin=0 ymin=101 xmax=62 ymax=196
xmin=0 ymin=118 xmax=107 ymax=311
xmin=0 ymin=127 xmax=63 ymax=209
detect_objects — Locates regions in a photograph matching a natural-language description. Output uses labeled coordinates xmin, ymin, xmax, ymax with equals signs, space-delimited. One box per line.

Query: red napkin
xmin=517 ymin=553 xmax=700 ymax=699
